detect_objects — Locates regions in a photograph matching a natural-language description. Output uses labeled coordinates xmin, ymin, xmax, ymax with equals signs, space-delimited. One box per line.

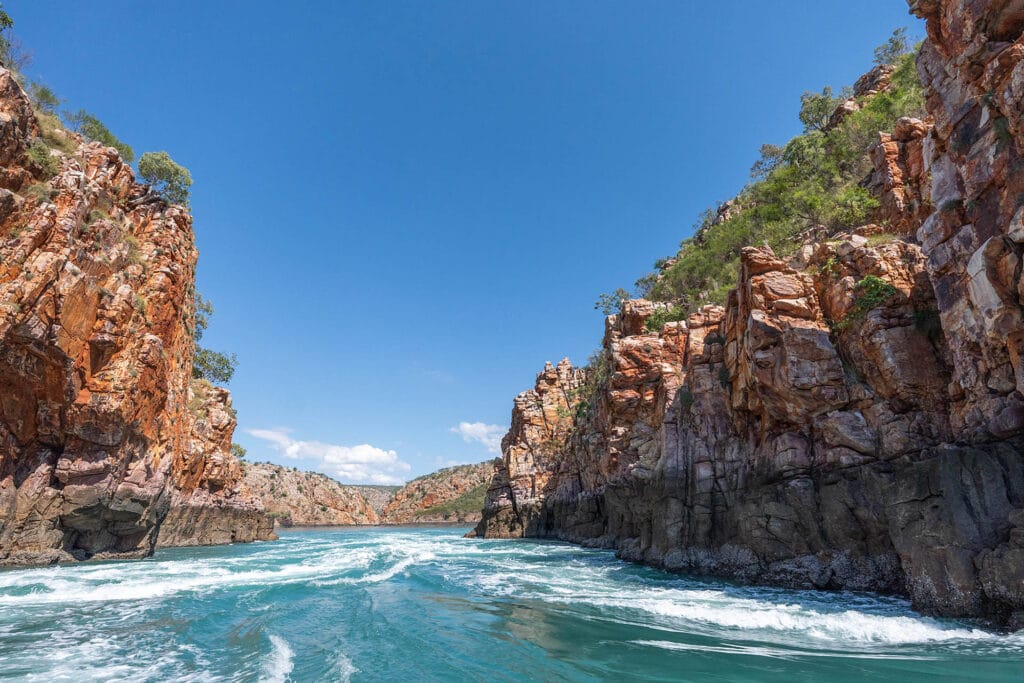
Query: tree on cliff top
xmin=139 ymin=151 xmax=192 ymax=205
xmin=798 ymin=87 xmax=841 ymax=133
xmin=874 ymin=28 xmax=909 ymax=66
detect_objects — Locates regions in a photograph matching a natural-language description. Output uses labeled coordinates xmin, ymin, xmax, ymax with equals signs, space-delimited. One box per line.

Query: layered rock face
xmin=242 ymin=462 xmax=380 ymax=526
xmin=0 ymin=69 xmax=270 ymax=564
xmin=382 ymin=461 xmax=491 ymax=524
xmin=473 ymin=1 xmax=1024 ymax=626
xmin=474 ymin=359 xmax=587 ymax=537
xmin=157 ymin=383 xmax=274 ymax=545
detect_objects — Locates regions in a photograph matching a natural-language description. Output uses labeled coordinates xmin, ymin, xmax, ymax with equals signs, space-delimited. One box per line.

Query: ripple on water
xmin=0 ymin=527 xmax=1020 ymax=682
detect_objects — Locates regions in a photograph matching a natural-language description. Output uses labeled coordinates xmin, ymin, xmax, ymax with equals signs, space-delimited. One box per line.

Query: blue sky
xmin=14 ymin=1 xmax=923 ymax=483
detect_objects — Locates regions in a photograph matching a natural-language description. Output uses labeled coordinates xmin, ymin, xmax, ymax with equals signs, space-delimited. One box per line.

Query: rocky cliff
xmin=242 ymin=462 xmax=380 ymax=526
xmin=381 ymin=461 xmax=491 ymax=524
xmin=0 ymin=68 xmax=271 ymax=564
xmin=157 ymin=382 xmax=273 ymax=545
xmin=473 ymin=0 xmax=1024 ymax=627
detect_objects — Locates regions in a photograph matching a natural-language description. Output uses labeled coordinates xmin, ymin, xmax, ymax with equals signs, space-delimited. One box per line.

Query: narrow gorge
xmin=471 ymin=0 xmax=1024 ymax=628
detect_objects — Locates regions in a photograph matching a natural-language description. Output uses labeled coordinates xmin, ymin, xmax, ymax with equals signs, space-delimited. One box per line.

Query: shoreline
xmin=276 ymin=521 xmax=476 ymax=531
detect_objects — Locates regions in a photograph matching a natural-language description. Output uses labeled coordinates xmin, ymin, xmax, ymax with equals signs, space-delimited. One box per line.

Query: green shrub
xmin=678 ymin=388 xmax=695 ymax=409
xmin=24 ymin=181 xmax=54 ymax=202
xmin=865 ymin=232 xmax=898 ymax=246
xmin=834 ymin=275 xmax=898 ymax=331
xmin=35 ymin=111 xmax=75 ymax=153
xmin=874 ymin=28 xmax=909 ymax=66
xmin=124 ymin=234 xmax=143 ymax=265
xmin=27 ymin=139 xmax=59 ymax=176
xmin=594 ymin=288 xmax=630 ymax=316
xmin=138 ymin=151 xmax=191 ymax=205
xmin=66 ymin=110 xmax=134 ymax=163
xmin=646 ymin=47 xmax=924 ymax=314
xmin=644 ymin=305 xmax=687 ymax=332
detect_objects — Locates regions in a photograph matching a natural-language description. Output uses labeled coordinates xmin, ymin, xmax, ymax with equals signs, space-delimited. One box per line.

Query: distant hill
xmin=381 ymin=462 xmax=493 ymax=524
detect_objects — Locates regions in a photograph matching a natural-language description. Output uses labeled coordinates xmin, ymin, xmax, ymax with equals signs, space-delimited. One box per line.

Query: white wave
xmin=0 ymin=545 xmax=380 ymax=606
xmin=631 ymin=639 xmax=940 ymax=661
xmin=13 ymin=634 xmax=216 ymax=682
xmin=314 ymin=550 xmax=436 ymax=586
xmin=448 ymin=552 xmax=1006 ymax=650
xmin=333 ymin=649 xmax=359 ymax=683
xmin=260 ymin=635 xmax=294 ymax=683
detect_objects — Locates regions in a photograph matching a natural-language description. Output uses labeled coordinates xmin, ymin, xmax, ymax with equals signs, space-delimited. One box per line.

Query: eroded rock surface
xmin=473 ymin=1 xmax=1024 ymax=626
xmin=0 ymin=69 xmax=271 ymax=564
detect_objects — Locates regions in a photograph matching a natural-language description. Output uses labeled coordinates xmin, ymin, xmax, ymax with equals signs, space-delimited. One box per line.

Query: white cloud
xmin=449 ymin=421 xmax=504 ymax=454
xmin=246 ymin=428 xmax=411 ymax=485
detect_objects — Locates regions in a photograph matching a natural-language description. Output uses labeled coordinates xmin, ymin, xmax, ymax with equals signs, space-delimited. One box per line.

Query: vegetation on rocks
xmin=139 ymin=151 xmax=192 ymax=205
xmin=191 ymin=293 xmax=238 ymax=384
xmin=417 ymin=482 xmax=489 ymax=521
xmin=597 ymin=30 xmax=925 ymax=317
xmin=66 ymin=109 xmax=135 ymax=162
xmin=833 ymin=275 xmax=898 ymax=331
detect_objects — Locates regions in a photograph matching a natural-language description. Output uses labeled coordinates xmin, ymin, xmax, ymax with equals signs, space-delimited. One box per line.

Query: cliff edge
xmin=473 ymin=0 xmax=1024 ymax=627
xmin=0 ymin=68 xmax=272 ymax=564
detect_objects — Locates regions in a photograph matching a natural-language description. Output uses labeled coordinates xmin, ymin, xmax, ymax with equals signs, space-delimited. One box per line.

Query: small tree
xmin=231 ymin=443 xmax=247 ymax=459
xmin=138 ymin=151 xmax=191 ymax=205
xmin=29 ymin=83 xmax=60 ymax=114
xmin=749 ymin=143 xmax=784 ymax=179
xmin=594 ymin=288 xmax=630 ymax=315
xmin=0 ymin=4 xmax=30 ymax=74
xmin=193 ymin=347 xmax=238 ymax=384
xmin=874 ymin=28 xmax=909 ymax=66
xmin=193 ymin=292 xmax=214 ymax=341
xmin=66 ymin=110 xmax=134 ymax=162
xmin=190 ymin=292 xmax=238 ymax=384
xmin=798 ymin=87 xmax=840 ymax=133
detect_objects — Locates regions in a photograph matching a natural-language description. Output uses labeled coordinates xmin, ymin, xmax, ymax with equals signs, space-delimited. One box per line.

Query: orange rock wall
xmin=474 ymin=2 xmax=1024 ymax=626
xmin=0 ymin=68 xmax=270 ymax=564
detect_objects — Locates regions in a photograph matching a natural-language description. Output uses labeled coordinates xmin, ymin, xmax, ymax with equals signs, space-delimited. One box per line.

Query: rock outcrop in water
xmin=381 ymin=461 xmax=491 ymax=524
xmin=473 ymin=0 xmax=1024 ymax=627
xmin=0 ymin=68 xmax=272 ymax=564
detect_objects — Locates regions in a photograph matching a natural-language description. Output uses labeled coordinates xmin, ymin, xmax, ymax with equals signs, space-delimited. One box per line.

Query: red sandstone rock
xmin=0 ymin=69 xmax=270 ymax=564
xmin=474 ymin=4 xmax=1024 ymax=625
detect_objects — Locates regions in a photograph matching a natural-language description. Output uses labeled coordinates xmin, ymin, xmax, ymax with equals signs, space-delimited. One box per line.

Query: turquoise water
xmin=0 ymin=527 xmax=1021 ymax=681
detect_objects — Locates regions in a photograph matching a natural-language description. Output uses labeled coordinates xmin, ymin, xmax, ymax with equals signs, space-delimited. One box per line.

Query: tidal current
xmin=0 ymin=527 xmax=1021 ymax=681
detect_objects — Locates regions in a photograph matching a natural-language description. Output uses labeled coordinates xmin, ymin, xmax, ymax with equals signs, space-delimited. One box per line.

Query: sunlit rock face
xmin=474 ymin=1 xmax=1024 ymax=626
xmin=381 ymin=461 xmax=492 ymax=524
xmin=0 ymin=68 xmax=271 ymax=564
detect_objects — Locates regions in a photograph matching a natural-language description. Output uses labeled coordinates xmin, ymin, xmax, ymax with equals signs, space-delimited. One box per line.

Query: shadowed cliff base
xmin=0 ymin=65 xmax=273 ymax=565
xmin=473 ymin=0 xmax=1024 ymax=629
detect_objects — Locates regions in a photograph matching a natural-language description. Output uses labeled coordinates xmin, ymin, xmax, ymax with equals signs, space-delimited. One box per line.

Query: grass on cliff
xmin=624 ymin=41 xmax=925 ymax=314
xmin=416 ymin=482 xmax=489 ymax=520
